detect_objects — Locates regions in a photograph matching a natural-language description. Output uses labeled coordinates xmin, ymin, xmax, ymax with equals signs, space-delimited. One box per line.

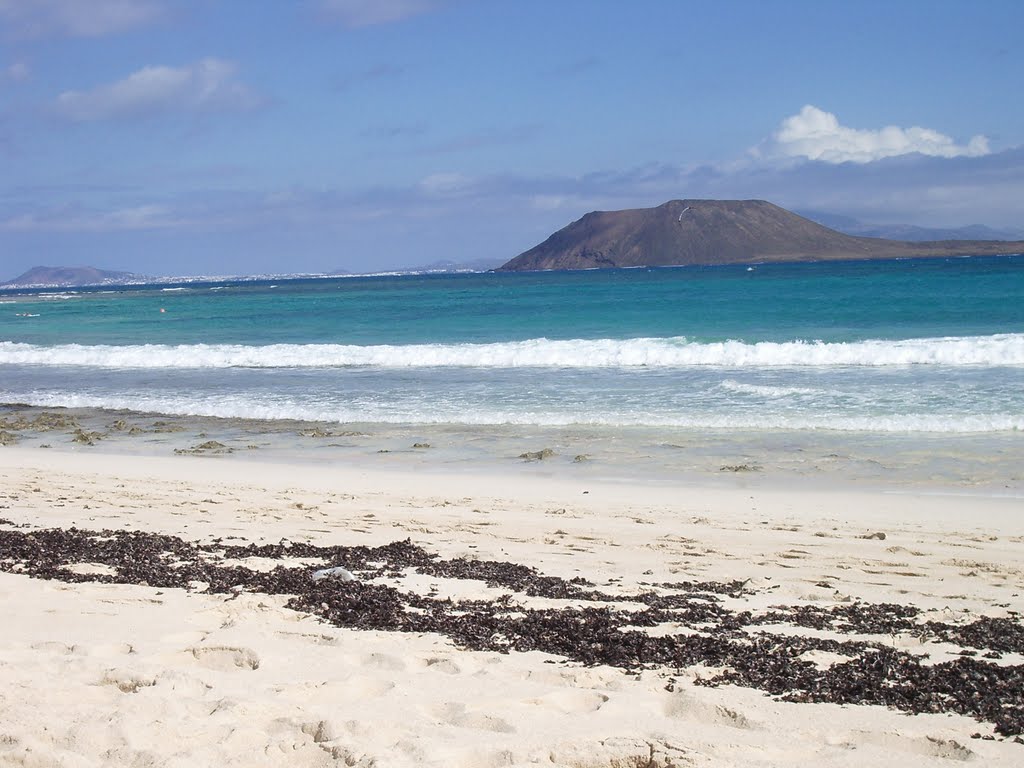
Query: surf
xmin=2 ymin=334 xmax=1023 ymax=370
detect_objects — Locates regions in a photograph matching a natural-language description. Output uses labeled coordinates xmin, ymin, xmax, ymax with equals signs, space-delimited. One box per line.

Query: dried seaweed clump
xmin=0 ymin=523 xmax=1022 ymax=739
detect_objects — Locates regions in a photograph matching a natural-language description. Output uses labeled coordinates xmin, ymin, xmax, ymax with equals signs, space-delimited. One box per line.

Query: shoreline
xmin=2 ymin=402 xmax=1022 ymax=496
xmin=2 ymin=437 xmax=1024 ymax=765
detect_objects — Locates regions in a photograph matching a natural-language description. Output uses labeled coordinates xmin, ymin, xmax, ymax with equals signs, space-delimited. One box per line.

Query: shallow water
xmin=3 ymin=405 xmax=1021 ymax=495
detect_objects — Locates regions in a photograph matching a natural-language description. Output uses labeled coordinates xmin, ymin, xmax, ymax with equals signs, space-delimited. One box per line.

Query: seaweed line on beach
xmin=1 ymin=523 xmax=1023 ymax=740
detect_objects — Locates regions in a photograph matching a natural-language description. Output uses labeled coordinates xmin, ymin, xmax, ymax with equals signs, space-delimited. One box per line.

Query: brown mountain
xmin=498 ymin=199 xmax=1024 ymax=271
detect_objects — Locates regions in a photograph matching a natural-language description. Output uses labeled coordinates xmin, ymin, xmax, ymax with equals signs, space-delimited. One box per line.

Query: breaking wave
xmin=5 ymin=390 xmax=1022 ymax=432
xmin=2 ymin=334 xmax=1024 ymax=370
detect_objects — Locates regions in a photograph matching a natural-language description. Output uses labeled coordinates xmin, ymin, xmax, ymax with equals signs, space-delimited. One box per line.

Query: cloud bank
xmin=54 ymin=59 xmax=260 ymax=121
xmin=0 ymin=0 xmax=163 ymax=39
xmin=5 ymin=145 xmax=1023 ymax=278
xmin=0 ymin=204 xmax=177 ymax=233
xmin=758 ymin=105 xmax=990 ymax=164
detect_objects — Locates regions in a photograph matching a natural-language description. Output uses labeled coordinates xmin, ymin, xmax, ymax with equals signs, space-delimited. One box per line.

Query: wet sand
xmin=2 ymin=403 xmax=1022 ymax=492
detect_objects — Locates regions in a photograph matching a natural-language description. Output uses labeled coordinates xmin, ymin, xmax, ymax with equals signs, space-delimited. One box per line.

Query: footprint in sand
xmin=662 ymin=690 xmax=756 ymax=730
xmin=418 ymin=656 xmax=461 ymax=675
xmin=832 ymin=731 xmax=974 ymax=762
xmin=187 ymin=645 xmax=260 ymax=671
xmin=98 ymin=670 xmax=156 ymax=693
xmin=360 ymin=651 xmax=406 ymax=672
xmin=339 ymin=675 xmax=397 ymax=697
xmin=79 ymin=642 xmax=135 ymax=658
xmin=550 ymin=737 xmax=691 ymax=768
xmin=433 ymin=702 xmax=516 ymax=733
xmin=275 ymin=631 xmax=342 ymax=647
xmin=525 ymin=689 xmax=609 ymax=714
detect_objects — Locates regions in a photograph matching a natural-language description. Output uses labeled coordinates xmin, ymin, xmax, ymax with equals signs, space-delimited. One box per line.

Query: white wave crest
xmin=5 ymin=391 xmax=1022 ymax=433
xmin=719 ymin=379 xmax=820 ymax=397
xmin=2 ymin=334 xmax=1024 ymax=370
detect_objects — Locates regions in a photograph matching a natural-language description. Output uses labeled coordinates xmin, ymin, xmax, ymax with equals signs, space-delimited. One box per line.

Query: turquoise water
xmin=2 ymin=256 xmax=1023 ymax=434
xmin=4 ymin=257 xmax=1023 ymax=346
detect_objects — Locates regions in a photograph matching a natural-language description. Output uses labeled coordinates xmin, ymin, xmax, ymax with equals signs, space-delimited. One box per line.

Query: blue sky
xmin=2 ymin=0 xmax=1023 ymax=278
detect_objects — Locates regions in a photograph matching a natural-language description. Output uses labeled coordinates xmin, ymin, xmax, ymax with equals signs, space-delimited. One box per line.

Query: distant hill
xmin=797 ymin=210 xmax=1024 ymax=242
xmin=2 ymin=265 xmax=142 ymax=288
xmin=498 ymin=200 xmax=1024 ymax=271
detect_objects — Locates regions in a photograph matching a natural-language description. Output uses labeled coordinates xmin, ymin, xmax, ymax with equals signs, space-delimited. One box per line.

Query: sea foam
xmin=5 ymin=390 xmax=1022 ymax=433
xmin=2 ymin=334 xmax=1023 ymax=369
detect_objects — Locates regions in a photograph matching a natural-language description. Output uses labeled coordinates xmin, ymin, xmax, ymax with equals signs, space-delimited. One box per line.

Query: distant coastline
xmin=4 ymin=252 xmax=1024 ymax=294
xmin=6 ymin=200 xmax=1023 ymax=286
xmin=0 ymin=258 xmax=507 ymax=291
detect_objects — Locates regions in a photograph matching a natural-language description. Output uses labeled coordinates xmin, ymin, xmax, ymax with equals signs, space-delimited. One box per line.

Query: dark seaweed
xmin=1 ymin=524 xmax=1022 ymax=738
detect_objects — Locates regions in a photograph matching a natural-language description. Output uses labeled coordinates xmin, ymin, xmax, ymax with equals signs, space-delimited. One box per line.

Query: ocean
xmin=2 ymin=256 xmax=1023 ymax=487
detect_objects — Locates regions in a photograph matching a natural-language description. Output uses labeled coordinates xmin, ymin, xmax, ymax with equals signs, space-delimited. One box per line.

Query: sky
xmin=1 ymin=0 xmax=1023 ymax=278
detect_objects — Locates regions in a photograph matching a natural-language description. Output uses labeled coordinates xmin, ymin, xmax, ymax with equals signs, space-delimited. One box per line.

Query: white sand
xmin=1 ymin=447 xmax=1023 ymax=767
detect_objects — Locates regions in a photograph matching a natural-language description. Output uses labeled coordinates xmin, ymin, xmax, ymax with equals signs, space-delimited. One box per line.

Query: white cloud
xmin=758 ymin=105 xmax=990 ymax=164
xmin=318 ymin=0 xmax=441 ymax=27
xmin=54 ymin=59 xmax=260 ymax=121
xmin=3 ymin=59 xmax=29 ymax=82
xmin=0 ymin=204 xmax=177 ymax=232
xmin=0 ymin=0 xmax=163 ymax=38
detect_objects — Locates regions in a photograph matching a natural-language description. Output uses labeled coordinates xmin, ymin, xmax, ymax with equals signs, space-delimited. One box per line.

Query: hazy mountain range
xmin=797 ymin=211 xmax=1024 ymax=242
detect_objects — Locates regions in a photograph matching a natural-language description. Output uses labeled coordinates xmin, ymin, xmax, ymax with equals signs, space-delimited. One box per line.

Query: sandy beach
xmin=2 ymin=438 xmax=1023 ymax=768
xmin=4 ymin=1 xmax=1024 ymax=764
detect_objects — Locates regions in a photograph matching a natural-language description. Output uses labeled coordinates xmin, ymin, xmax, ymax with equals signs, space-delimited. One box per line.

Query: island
xmin=1 ymin=265 xmax=142 ymax=288
xmin=498 ymin=199 xmax=1024 ymax=271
